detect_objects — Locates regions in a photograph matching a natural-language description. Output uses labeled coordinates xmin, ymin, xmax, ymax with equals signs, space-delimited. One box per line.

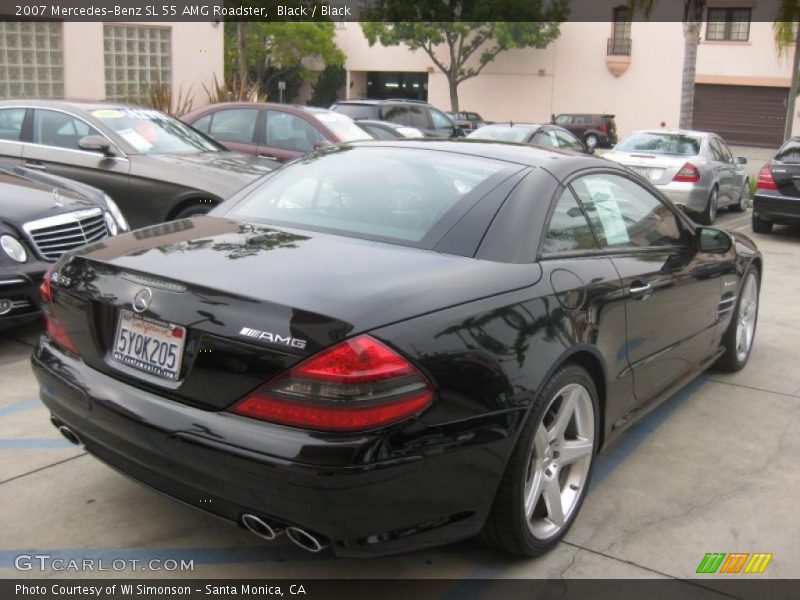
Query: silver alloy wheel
xmin=739 ymin=181 xmax=750 ymax=210
xmin=709 ymin=188 xmax=718 ymax=222
xmin=524 ymin=383 xmax=594 ymax=540
xmin=585 ymin=135 xmax=597 ymax=149
xmin=735 ymin=272 xmax=758 ymax=362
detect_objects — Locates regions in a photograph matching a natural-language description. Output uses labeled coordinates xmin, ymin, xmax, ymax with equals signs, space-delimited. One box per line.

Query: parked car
xmin=0 ymin=100 xmax=276 ymax=230
xmin=183 ymin=102 xmax=372 ymax=163
xmin=446 ymin=111 xmax=487 ymax=132
xmin=34 ymin=140 xmax=761 ymax=558
xmin=0 ymin=161 xmax=126 ymax=329
xmin=355 ymin=119 xmax=426 ymax=140
xmin=330 ymin=99 xmax=461 ymax=138
xmin=751 ymin=137 xmax=800 ymax=233
xmin=552 ymin=113 xmax=617 ymax=149
xmin=603 ymin=130 xmax=749 ymax=224
xmin=466 ymin=122 xmax=592 ymax=154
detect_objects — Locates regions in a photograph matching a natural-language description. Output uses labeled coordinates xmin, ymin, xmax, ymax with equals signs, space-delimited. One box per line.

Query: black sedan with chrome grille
xmin=33 ymin=141 xmax=761 ymax=557
xmin=0 ymin=161 xmax=127 ymax=329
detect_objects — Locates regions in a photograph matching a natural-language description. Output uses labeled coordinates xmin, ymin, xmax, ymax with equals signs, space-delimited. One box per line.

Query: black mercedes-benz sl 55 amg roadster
xmin=32 ymin=140 xmax=761 ymax=557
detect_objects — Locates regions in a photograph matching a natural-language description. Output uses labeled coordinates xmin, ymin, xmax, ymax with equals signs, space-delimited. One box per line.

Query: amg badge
xmin=238 ymin=327 xmax=307 ymax=350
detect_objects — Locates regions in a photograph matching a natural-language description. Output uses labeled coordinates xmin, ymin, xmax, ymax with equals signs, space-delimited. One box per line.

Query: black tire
xmin=751 ymin=213 xmax=773 ymax=234
xmin=482 ymin=364 xmax=599 ymax=556
xmin=172 ymin=201 xmax=214 ymax=220
xmin=697 ymin=186 xmax=718 ymax=225
xmin=584 ymin=134 xmax=598 ymax=149
xmin=714 ymin=266 xmax=759 ymax=372
xmin=729 ymin=180 xmax=749 ymax=212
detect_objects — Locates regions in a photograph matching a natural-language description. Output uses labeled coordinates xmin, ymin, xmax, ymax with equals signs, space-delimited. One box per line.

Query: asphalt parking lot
xmin=2 ymin=207 xmax=799 ymax=583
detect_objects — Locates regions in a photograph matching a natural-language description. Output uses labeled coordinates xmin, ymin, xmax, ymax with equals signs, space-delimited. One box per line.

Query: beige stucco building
xmin=0 ymin=21 xmax=223 ymax=113
xmin=335 ymin=16 xmax=798 ymax=147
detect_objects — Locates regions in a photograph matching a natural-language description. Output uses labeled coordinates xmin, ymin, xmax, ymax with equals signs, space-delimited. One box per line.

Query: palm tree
xmin=629 ymin=0 xmax=706 ymax=130
xmin=774 ymin=5 xmax=800 ymax=141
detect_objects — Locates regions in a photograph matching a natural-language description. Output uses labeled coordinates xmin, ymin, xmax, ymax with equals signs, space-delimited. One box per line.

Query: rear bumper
xmin=32 ymin=338 xmax=515 ymax=557
xmin=0 ymin=264 xmax=46 ymax=330
xmin=654 ymin=182 xmax=713 ymax=213
xmin=753 ymin=192 xmax=800 ymax=224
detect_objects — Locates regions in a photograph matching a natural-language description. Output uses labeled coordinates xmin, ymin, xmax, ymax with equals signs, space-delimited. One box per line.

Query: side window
xmin=715 ymin=137 xmax=733 ymax=163
xmin=0 ymin=108 xmax=26 ymax=141
xmin=554 ymin=115 xmax=571 ymax=125
xmin=571 ymin=173 xmax=684 ymax=248
xmin=265 ymin=110 xmax=324 ymax=152
xmin=191 ymin=114 xmax=212 ymax=134
xmin=429 ymin=109 xmax=453 ymax=132
xmin=407 ymin=107 xmax=429 ymax=129
xmin=381 ymin=105 xmax=410 ymax=126
xmin=541 ymin=188 xmax=599 ymax=254
xmin=554 ymin=129 xmax=584 ymax=152
xmin=363 ymin=124 xmax=396 ymax=140
xmin=208 ymin=109 xmax=258 ymax=144
xmin=532 ymin=131 xmax=555 ymax=149
xmin=32 ymin=110 xmax=102 ymax=150
xmin=708 ymin=138 xmax=725 ymax=162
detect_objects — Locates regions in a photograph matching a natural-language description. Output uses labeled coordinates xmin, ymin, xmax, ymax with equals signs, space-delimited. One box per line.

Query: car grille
xmin=23 ymin=208 xmax=109 ymax=261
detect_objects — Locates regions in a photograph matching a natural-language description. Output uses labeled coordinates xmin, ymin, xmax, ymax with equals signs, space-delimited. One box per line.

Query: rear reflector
xmin=230 ymin=335 xmax=433 ymax=431
xmin=756 ymin=166 xmax=778 ymax=190
xmin=673 ymin=162 xmax=701 ymax=183
xmin=40 ymin=265 xmax=79 ymax=355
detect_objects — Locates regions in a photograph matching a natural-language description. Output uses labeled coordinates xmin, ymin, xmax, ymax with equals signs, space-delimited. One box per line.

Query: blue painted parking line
xmin=0 ymin=398 xmax=40 ymax=418
xmin=0 ymin=438 xmax=74 ymax=449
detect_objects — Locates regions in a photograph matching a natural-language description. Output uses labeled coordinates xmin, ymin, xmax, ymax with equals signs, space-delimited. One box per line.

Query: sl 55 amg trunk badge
xmin=238 ymin=327 xmax=307 ymax=350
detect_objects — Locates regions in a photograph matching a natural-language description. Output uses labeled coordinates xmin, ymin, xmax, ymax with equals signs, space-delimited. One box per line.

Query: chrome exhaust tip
xmin=286 ymin=526 xmax=328 ymax=553
xmin=241 ymin=514 xmax=283 ymax=541
xmin=57 ymin=424 xmax=82 ymax=446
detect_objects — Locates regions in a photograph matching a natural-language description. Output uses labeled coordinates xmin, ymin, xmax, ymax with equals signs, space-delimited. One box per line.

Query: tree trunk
xmin=449 ymin=76 xmax=459 ymax=112
xmin=784 ymin=22 xmax=800 ymax=142
xmin=679 ymin=21 xmax=701 ymax=130
xmin=237 ymin=22 xmax=248 ymax=95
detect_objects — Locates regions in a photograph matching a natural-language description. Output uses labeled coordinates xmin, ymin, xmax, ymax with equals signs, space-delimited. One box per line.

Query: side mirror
xmin=697 ymin=227 xmax=732 ymax=253
xmin=736 ymin=156 xmax=747 ymax=165
xmin=79 ymin=135 xmax=114 ymax=156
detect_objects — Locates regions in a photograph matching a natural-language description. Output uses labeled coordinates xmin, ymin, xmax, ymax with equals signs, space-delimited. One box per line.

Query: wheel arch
xmin=166 ymin=193 xmax=222 ymax=220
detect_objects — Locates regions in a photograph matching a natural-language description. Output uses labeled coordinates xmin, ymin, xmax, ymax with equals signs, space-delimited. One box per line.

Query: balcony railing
xmin=607 ymin=37 xmax=632 ymax=56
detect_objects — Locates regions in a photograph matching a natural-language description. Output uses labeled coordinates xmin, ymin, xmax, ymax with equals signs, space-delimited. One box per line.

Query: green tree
xmin=628 ymin=0 xmax=706 ymax=130
xmin=225 ymin=22 xmax=344 ymax=101
xmin=773 ymin=6 xmax=800 ymax=141
xmin=361 ymin=2 xmax=568 ymax=112
xmin=308 ymin=65 xmax=347 ymax=107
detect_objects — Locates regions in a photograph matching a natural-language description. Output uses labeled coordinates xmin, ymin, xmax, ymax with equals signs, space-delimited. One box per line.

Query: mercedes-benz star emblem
xmin=132 ymin=288 xmax=153 ymax=313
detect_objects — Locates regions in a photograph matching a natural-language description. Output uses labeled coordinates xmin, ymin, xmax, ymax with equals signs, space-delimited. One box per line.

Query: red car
xmin=183 ymin=102 xmax=372 ymax=163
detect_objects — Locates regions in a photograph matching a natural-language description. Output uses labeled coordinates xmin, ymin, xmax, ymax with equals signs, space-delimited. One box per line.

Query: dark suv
xmin=330 ymin=99 xmax=460 ymax=138
xmin=552 ymin=113 xmax=617 ymax=149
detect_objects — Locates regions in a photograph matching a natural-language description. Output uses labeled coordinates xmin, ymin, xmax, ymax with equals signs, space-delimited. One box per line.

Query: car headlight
xmin=0 ymin=235 xmax=27 ymax=263
xmin=103 ymin=194 xmax=128 ymax=233
xmin=103 ymin=211 xmax=118 ymax=236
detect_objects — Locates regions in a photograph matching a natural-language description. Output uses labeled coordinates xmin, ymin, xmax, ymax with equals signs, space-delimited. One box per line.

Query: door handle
xmin=23 ymin=161 xmax=46 ymax=170
xmin=628 ymin=281 xmax=653 ymax=300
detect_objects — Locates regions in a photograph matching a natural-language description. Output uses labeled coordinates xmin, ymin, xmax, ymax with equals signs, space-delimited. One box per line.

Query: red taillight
xmin=40 ymin=265 xmax=79 ymax=355
xmin=230 ymin=335 xmax=433 ymax=431
xmin=672 ymin=162 xmax=701 ymax=183
xmin=599 ymin=124 xmax=608 ymax=134
xmin=756 ymin=166 xmax=778 ymax=190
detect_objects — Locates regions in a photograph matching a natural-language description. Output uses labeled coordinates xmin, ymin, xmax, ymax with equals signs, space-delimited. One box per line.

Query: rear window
xmin=224 ymin=146 xmax=511 ymax=244
xmin=312 ymin=111 xmax=372 ymax=142
xmin=467 ymin=125 xmax=536 ymax=143
xmin=330 ymin=104 xmax=377 ymax=120
xmin=775 ymin=139 xmax=800 ymax=163
xmin=617 ymin=132 xmax=701 ymax=156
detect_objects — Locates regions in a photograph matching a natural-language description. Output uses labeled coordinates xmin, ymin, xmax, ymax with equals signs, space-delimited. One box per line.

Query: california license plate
xmin=631 ymin=167 xmax=662 ymax=181
xmin=112 ymin=310 xmax=185 ymax=381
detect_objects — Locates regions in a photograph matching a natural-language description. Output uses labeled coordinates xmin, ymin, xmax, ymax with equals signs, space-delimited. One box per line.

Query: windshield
xmin=224 ymin=146 xmax=509 ymax=244
xmin=617 ymin=132 xmax=701 ymax=156
xmin=311 ymin=111 xmax=373 ymax=142
xmin=775 ymin=139 xmax=800 ymax=163
xmin=467 ymin=125 xmax=536 ymax=143
xmin=91 ymin=107 xmax=223 ymax=154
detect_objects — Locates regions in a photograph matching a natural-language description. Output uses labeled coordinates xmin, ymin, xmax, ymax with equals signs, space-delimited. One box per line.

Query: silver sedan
xmin=603 ymin=130 xmax=750 ymax=224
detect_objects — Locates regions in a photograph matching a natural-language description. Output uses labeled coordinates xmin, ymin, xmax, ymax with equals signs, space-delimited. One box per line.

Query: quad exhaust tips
xmin=286 ymin=526 xmax=329 ymax=553
xmin=241 ymin=514 xmax=283 ymax=541
xmin=51 ymin=416 xmax=82 ymax=446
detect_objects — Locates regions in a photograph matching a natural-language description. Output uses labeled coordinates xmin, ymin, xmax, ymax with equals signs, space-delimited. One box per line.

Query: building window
xmin=0 ymin=22 xmax=63 ymax=99
xmin=706 ymin=8 xmax=751 ymax=41
xmin=608 ymin=6 xmax=632 ymax=56
xmin=104 ymin=25 xmax=171 ymax=101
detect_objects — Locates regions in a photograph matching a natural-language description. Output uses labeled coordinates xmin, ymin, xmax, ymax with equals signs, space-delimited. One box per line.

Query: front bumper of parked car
xmin=0 ymin=261 xmax=48 ymax=330
xmin=32 ymin=337 xmax=517 ymax=557
xmin=753 ymin=189 xmax=800 ymax=224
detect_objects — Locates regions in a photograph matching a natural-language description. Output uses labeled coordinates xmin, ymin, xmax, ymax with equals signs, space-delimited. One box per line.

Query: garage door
xmin=693 ymin=84 xmax=788 ymax=148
